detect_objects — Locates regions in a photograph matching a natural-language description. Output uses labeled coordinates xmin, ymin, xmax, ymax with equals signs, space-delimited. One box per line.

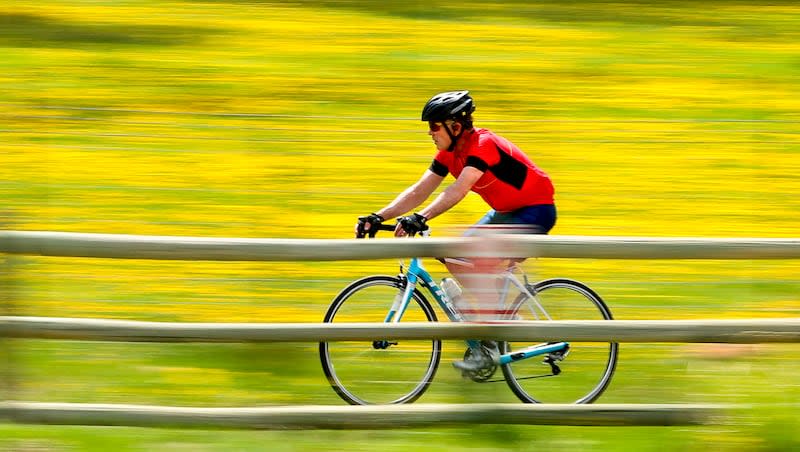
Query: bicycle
xmin=319 ymin=223 xmax=618 ymax=405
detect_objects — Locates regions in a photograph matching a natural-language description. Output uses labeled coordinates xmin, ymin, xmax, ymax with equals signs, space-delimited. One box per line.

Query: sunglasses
xmin=428 ymin=121 xmax=449 ymax=132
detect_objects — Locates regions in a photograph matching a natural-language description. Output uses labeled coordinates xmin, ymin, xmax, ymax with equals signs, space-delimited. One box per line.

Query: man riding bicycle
xmin=357 ymin=90 xmax=557 ymax=372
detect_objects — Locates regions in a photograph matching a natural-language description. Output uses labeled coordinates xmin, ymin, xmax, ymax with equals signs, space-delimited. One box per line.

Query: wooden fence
xmin=2 ymin=231 xmax=798 ymax=429
xmin=3 ymin=230 xmax=800 ymax=260
xmin=2 ymin=317 xmax=799 ymax=343
xmin=0 ymin=402 xmax=725 ymax=429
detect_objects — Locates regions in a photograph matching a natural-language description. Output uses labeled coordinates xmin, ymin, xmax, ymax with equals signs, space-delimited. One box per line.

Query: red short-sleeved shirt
xmin=429 ymin=128 xmax=554 ymax=213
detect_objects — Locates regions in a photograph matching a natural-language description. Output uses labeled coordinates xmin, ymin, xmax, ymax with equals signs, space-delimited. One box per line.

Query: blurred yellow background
xmin=1 ymin=1 xmax=799 ymax=450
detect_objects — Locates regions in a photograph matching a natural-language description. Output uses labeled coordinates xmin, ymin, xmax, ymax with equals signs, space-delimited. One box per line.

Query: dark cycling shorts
xmin=465 ymin=204 xmax=556 ymax=236
xmin=441 ymin=204 xmax=556 ymax=268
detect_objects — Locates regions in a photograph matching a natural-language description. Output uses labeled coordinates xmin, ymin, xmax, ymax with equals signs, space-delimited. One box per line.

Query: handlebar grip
xmin=355 ymin=222 xmax=398 ymax=238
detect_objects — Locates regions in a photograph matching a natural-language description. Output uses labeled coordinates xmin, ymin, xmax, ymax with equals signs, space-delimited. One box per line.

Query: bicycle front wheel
xmin=319 ymin=275 xmax=441 ymax=405
xmin=501 ymin=278 xmax=618 ymax=404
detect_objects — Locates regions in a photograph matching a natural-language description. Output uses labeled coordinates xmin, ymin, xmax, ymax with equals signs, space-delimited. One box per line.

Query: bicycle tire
xmin=319 ymin=275 xmax=442 ymax=405
xmin=500 ymin=278 xmax=618 ymax=404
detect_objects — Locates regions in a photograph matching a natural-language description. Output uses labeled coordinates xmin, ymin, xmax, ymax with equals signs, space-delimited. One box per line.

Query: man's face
xmin=428 ymin=120 xmax=458 ymax=150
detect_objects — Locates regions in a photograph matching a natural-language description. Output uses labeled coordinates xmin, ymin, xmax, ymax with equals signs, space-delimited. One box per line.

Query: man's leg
xmin=445 ymin=209 xmax=521 ymax=321
xmin=445 ymin=257 xmax=504 ymax=322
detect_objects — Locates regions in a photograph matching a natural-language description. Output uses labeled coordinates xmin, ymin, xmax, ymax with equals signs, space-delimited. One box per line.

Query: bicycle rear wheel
xmin=501 ymin=278 xmax=618 ymax=404
xmin=319 ymin=275 xmax=441 ymax=405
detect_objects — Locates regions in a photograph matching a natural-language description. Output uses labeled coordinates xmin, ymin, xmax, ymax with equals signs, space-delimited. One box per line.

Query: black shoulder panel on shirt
xmin=490 ymin=144 xmax=527 ymax=189
xmin=430 ymin=159 xmax=449 ymax=177
xmin=465 ymin=155 xmax=489 ymax=172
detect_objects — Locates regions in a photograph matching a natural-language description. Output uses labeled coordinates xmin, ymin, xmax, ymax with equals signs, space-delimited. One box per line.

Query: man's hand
xmin=396 ymin=213 xmax=428 ymax=237
xmin=355 ymin=213 xmax=385 ymax=238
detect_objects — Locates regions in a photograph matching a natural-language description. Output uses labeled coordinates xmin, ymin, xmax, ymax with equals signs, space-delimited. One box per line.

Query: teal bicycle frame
xmin=324 ymin=222 xmax=615 ymax=405
xmin=385 ymin=250 xmax=569 ymax=367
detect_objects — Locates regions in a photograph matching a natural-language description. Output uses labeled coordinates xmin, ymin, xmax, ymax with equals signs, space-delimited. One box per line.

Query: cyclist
xmin=356 ymin=90 xmax=556 ymax=372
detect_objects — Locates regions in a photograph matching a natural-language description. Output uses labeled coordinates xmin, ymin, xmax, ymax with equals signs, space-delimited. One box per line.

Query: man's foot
xmin=452 ymin=355 xmax=491 ymax=372
xmin=452 ymin=341 xmax=500 ymax=381
xmin=481 ymin=340 xmax=500 ymax=362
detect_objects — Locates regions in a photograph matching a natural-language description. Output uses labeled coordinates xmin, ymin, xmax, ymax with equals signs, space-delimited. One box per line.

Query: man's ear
xmin=450 ymin=121 xmax=462 ymax=134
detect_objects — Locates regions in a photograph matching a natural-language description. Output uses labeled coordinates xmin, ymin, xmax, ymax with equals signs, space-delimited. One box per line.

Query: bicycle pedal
xmin=454 ymin=364 xmax=497 ymax=382
xmin=452 ymin=362 xmax=478 ymax=380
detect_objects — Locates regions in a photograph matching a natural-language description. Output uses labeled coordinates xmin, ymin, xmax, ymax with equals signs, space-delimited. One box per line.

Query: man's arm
xmin=418 ymin=166 xmax=483 ymax=221
xmin=376 ymin=169 xmax=444 ymax=219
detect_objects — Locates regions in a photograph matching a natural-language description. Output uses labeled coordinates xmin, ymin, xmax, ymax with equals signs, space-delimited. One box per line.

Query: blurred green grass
xmin=1 ymin=0 xmax=800 ymax=450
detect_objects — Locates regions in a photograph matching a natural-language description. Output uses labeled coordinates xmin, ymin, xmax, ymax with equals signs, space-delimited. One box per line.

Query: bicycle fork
xmin=373 ymin=271 xmax=419 ymax=350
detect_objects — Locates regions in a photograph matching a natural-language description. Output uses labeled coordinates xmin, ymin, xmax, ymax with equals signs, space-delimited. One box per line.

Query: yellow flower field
xmin=1 ymin=1 xmax=799 ymax=450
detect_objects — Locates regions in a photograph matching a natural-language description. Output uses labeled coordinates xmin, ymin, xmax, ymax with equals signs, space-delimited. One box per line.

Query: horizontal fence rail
xmin=3 ymin=317 xmax=799 ymax=343
xmin=0 ymin=402 xmax=725 ymax=428
xmin=3 ymin=231 xmax=800 ymax=260
xmin=2 ymin=230 xmax=797 ymax=431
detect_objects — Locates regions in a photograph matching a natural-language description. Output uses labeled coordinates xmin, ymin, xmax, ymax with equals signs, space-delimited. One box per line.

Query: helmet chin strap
xmin=445 ymin=121 xmax=462 ymax=151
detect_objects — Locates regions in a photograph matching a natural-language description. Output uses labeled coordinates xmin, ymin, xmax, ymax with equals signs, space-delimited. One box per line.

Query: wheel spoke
xmin=319 ymin=276 xmax=441 ymax=405
xmin=501 ymin=278 xmax=618 ymax=404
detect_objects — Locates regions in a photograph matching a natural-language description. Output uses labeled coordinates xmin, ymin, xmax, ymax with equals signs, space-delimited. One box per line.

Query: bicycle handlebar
xmin=356 ymin=222 xmax=430 ymax=239
xmin=373 ymin=223 xmax=399 ymax=232
xmin=355 ymin=222 xmax=396 ymax=239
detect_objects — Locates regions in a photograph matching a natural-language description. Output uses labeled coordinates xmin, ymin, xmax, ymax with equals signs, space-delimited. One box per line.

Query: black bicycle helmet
xmin=421 ymin=90 xmax=476 ymax=122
